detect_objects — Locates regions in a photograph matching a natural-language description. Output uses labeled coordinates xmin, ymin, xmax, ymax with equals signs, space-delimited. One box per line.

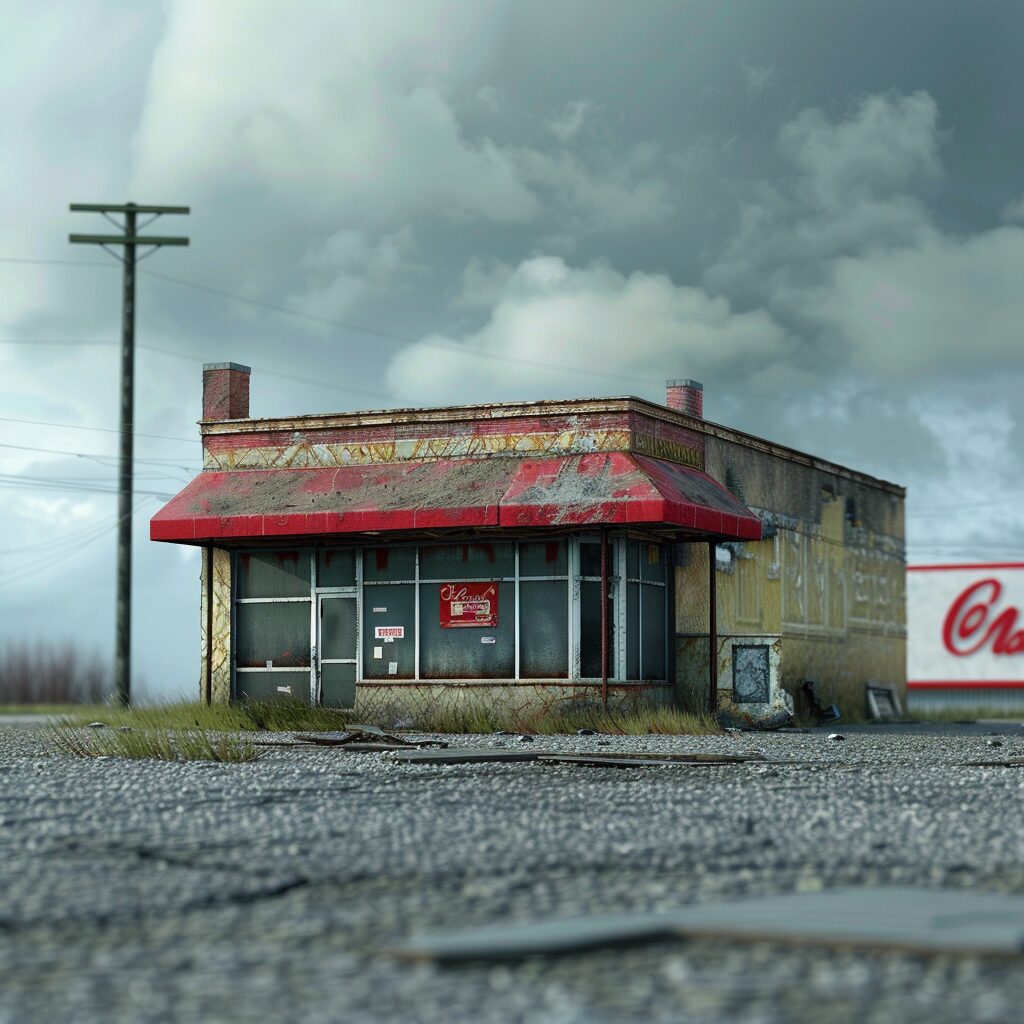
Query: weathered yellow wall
xmin=674 ymin=437 xmax=906 ymax=717
xmin=202 ymin=548 xmax=232 ymax=704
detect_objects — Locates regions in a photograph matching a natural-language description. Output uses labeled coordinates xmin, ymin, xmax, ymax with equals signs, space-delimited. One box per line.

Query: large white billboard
xmin=908 ymin=562 xmax=1024 ymax=707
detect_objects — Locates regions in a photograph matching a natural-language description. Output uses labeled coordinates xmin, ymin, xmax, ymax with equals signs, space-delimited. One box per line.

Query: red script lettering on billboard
xmin=942 ymin=578 xmax=1024 ymax=656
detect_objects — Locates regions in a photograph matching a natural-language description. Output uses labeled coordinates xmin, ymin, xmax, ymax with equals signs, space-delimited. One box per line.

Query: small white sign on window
xmin=388 ymin=661 xmax=399 ymax=675
xmin=373 ymin=607 xmax=387 ymax=613
xmin=265 ymin=659 xmax=273 ymax=669
xmin=276 ymin=685 xmax=291 ymax=694
xmin=481 ymin=636 xmax=496 ymax=644
xmin=373 ymin=646 xmax=383 ymax=659
xmin=375 ymin=626 xmax=404 ymax=639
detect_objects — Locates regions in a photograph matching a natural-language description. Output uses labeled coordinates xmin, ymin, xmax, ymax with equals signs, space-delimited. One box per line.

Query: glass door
xmin=318 ymin=595 xmax=358 ymax=708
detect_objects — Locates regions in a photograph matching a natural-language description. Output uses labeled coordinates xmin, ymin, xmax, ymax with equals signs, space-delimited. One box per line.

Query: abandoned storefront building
xmin=151 ymin=363 xmax=906 ymax=719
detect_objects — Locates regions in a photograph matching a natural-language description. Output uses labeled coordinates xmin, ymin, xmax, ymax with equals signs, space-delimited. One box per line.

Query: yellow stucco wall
xmin=674 ymin=486 xmax=906 ymax=717
xmin=200 ymin=548 xmax=232 ymax=704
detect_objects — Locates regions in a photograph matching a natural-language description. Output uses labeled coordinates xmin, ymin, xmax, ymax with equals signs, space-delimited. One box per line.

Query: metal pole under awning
xmin=708 ymin=540 xmax=717 ymax=716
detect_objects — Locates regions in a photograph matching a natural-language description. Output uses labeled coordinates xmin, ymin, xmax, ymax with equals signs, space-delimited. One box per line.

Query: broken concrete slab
xmin=390 ymin=886 xmax=1024 ymax=963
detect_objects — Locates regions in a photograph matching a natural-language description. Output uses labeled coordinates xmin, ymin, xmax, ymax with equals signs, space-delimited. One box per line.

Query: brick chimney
xmin=202 ymin=362 xmax=251 ymax=420
xmin=665 ymin=378 xmax=703 ymax=418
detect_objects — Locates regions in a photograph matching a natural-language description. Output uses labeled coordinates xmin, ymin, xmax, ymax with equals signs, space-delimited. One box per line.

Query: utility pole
xmin=69 ymin=203 xmax=189 ymax=706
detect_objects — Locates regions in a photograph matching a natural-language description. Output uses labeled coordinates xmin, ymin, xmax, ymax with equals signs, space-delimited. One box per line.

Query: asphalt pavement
xmin=2 ymin=721 xmax=1024 ymax=1023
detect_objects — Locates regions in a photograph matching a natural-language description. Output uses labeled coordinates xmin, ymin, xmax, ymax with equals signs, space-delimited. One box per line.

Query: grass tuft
xmin=62 ymin=698 xmax=356 ymax=734
xmin=48 ymin=724 xmax=262 ymax=763
xmin=62 ymin=697 xmax=721 ymax=736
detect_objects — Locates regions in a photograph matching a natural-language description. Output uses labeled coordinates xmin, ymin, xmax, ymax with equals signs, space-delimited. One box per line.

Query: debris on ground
xmin=961 ymin=757 xmax=1024 ymax=767
xmin=387 ymin=748 xmax=775 ymax=768
xmin=538 ymin=755 xmax=745 ymax=769
xmin=801 ymin=679 xmax=842 ymax=725
xmin=866 ymin=683 xmax=904 ymax=722
xmin=387 ymin=748 xmax=543 ymax=765
xmin=716 ymin=690 xmax=795 ymax=731
xmin=828 ymin=733 xmax=846 ymax=742
xmin=291 ymin=726 xmax=448 ymax=751
xmin=389 ymin=886 xmax=1024 ymax=963
xmin=518 ymin=735 xmax=534 ymax=744
xmin=87 ymin=722 xmax=106 ymax=729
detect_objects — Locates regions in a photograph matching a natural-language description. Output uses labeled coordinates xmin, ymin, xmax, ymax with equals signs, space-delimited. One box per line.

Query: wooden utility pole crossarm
xmin=69 ymin=201 xmax=189 ymax=706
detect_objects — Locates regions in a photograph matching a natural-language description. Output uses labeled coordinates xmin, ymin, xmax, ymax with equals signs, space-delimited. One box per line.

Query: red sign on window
xmin=440 ymin=582 xmax=498 ymax=628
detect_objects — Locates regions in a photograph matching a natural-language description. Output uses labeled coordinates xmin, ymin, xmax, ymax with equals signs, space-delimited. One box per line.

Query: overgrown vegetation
xmin=48 ymin=723 xmax=261 ymax=763
xmin=65 ymin=697 xmax=720 ymax=736
xmin=64 ymin=699 xmax=356 ymax=733
xmin=0 ymin=641 xmax=110 ymax=704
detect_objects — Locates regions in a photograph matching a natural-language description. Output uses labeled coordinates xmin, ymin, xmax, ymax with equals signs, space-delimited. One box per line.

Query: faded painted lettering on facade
xmin=631 ymin=432 xmax=704 ymax=469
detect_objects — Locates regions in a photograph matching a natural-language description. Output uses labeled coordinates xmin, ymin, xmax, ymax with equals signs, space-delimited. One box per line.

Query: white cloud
xmin=780 ymin=91 xmax=942 ymax=207
xmin=705 ymin=90 xmax=1024 ymax=379
xmin=740 ymin=61 xmax=775 ymax=96
xmin=707 ymin=91 xmax=943 ymax=300
xmin=1003 ymin=192 xmax=1024 ymax=222
xmin=290 ymin=226 xmax=415 ymax=321
xmin=451 ymin=256 xmax=515 ymax=309
xmin=547 ymin=99 xmax=596 ymax=142
xmin=388 ymin=255 xmax=791 ymax=404
xmin=511 ymin=145 xmax=675 ymax=232
xmin=803 ymin=225 xmax=1024 ymax=376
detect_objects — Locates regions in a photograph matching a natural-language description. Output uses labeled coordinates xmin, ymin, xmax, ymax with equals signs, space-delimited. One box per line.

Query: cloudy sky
xmin=3 ymin=0 xmax=1023 ymax=699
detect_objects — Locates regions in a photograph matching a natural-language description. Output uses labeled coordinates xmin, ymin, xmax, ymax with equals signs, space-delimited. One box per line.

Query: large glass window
xmin=237 ymin=550 xmax=309 ymax=598
xmin=624 ymin=540 xmax=669 ymax=681
xmin=318 ymin=549 xmax=356 ymax=588
xmin=520 ymin=580 xmax=569 ymax=677
xmin=419 ymin=581 xmax=515 ymax=678
xmin=232 ymin=537 xmax=669 ymax=696
xmin=362 ymin=583 xmax=415 ymax=679
xmin=419 ymin=542 xmax=514 ymax=580
xmin=234 ymin=549 xmax=313 ymax=703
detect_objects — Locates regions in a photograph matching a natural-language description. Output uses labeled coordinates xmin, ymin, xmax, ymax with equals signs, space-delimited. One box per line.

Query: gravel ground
xmin=2 ymin=721 xmax=1024 ymax=1023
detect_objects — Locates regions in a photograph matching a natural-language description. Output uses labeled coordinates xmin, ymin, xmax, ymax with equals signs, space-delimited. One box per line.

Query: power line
xmin=0 ymin=498 xmax=152 ymax=589
xmin=0 ymin=441 xmax=201 ymax=467
xmin=0 ymin=253 xmax=788 ymax=398
xmin=0 ymin=474 xmax=176 ymax=499
xmin=0 ymin=415 xmax=197 ymax=445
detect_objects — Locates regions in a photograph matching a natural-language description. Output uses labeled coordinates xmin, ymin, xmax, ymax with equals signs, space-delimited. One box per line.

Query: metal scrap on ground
xmin=961 ymin=757 xmax=1024 ymax=767
xmin=387 ymin=747 xmax=542 ymax=765
xmin=537 ymin=755 xmax=745 ymax=769
xmin=386 ymin=748 xmax=771 ymax=767
xmin=389 ymin=887 xmax=1024 ymax=963
xmin=290 ymin=725 xmax=448 ymax=751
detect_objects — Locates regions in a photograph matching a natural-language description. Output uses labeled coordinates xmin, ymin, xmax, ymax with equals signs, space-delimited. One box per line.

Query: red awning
xmin=150 ymin=452 xmax=761 ymax=543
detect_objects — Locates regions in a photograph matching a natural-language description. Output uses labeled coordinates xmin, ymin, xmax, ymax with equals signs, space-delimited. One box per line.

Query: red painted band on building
xmin=907 ymin=680 xmax=1024 ymax=689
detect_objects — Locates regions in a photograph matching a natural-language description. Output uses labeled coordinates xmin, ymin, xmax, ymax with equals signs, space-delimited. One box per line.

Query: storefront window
xmin=232 ymin=537 xmax=669 ymax=698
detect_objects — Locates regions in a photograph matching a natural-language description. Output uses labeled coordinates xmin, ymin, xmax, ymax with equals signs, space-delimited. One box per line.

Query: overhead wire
xmin=0 ymin=253 xmax=795 ymax=401
xmin=0 ymin=441 xmax=201 ymax=467
xmin=0 ymin=498 xmax=153 ymax=588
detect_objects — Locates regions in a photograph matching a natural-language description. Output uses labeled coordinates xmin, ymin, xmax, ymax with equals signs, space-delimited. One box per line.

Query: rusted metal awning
xmin=150 ymin=452 xmax=761 ymax=543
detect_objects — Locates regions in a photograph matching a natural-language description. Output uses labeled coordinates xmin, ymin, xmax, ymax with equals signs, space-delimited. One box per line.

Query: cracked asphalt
xmin=2 ymin=721 xmax=1024 ymax=1023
